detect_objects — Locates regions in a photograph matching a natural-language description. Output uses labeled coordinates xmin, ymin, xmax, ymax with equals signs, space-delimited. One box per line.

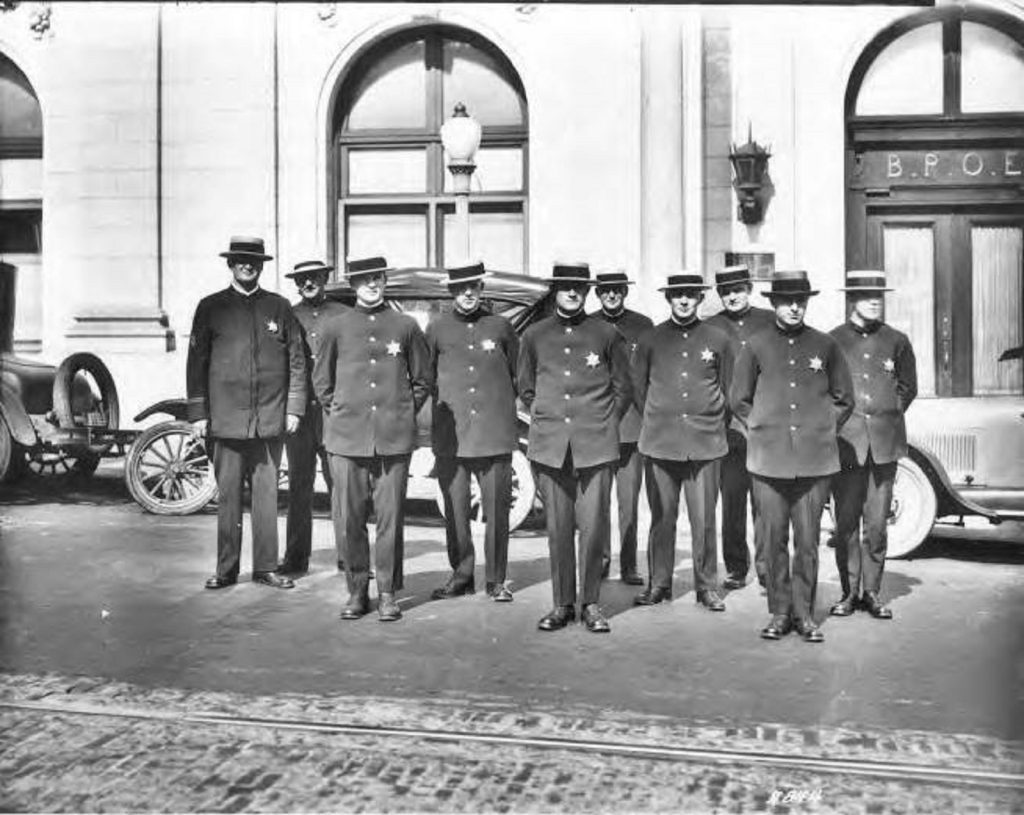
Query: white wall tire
xmin=433 ymin=450 xmax=537 ymax=533
xmin=886 ymin=456 xmax=937 ymax=559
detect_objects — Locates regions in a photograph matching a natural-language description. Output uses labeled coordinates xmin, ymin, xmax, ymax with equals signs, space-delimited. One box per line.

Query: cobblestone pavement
xmin=1 ymin=672 xmax=1021 ymax=813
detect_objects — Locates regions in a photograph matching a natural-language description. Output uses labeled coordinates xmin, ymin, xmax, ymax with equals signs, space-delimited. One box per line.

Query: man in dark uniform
xmin=706 ymin=264 xmax=776 ymax=590
xmin=829 ymin=270 xmax=917 ymax=619
xmin=518 ymin=262 xmax=632 ymax=633
xmin=187 ymin=236 xmax=306 ymax=590
xmin=277 ymin=259 xmax=349 ymax=577
xmin=427 ymin=260 xmax=519 ymax=603
xmin=313 ymin=256 xmax=432 ymax=622
xmin=633 ymin=273 xmax=732 ymax=611
xmin=592 ymin=270 xmax=653 ymax=585
xmin=731 ymin=271 xmax=854 ymax=643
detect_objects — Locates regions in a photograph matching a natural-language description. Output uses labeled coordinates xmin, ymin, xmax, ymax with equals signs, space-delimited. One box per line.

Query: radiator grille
xmin=910 ymin=432 xmax=977 ymax=481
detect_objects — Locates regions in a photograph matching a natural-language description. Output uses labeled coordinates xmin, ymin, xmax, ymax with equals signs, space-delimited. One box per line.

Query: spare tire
xmin=52 ymin=352 xmax=120 ymax=432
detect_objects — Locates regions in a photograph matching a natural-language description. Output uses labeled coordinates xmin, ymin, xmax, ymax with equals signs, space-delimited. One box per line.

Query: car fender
xmin=907 ymin=444 xmax=1000 ymax=523
xmin=133 ymin=398 xmax=190 ymax=423
xmin=0 ymin=380 xmax=38 ymax=446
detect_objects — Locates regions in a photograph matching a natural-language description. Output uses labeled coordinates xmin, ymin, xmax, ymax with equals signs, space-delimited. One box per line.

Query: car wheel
xmin=0 ymin=414 xmax=13 ymax=483
xmin=432 ymin=450 xmax=538 ymax=533
xmin=886 ymin=456 xmax=937 ymax=559
xmin=125 ymin=421 xmax=218 ymax=515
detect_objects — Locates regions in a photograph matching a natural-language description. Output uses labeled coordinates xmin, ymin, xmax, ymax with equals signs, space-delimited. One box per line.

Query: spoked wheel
xmin=26 ymin=448 xmax=101 ymax=477
xmin=433 ymin=450 xmax=538 ymax=533
xmin=125 ymin=421 xmax=217 ymax=515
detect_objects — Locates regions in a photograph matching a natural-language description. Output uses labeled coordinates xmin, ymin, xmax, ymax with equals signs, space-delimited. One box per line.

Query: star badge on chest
xmin=482 ymin=339 xmax=496 ymax=353
xmin=266 ymin=319 xmax=279 ymax=333
xmin=386 ymin=341 xmax=401 ymax=357
xmin=700 ymin=347 xmax=714 ymax=363
xmin=585 ymin=351 xmax=600 ymax=368
xmin=883 ymin=358 xmax=895 ymax=372
xmin=809 ymin=355 xmax=824 ymax=372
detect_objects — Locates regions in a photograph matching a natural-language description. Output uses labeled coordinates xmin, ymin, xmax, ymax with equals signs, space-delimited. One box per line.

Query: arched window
xmin=330 ymin=27 xmax=528 ymax=273
xmin=0 ymin=52 xmax=43 ymax=352
xmin=845 ymin=8 xmax=1024 ymax=398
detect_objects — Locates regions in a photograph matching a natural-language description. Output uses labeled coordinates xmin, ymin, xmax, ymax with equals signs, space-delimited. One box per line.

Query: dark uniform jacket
xmin=313 ymin=303 xmax=432 ymax=458
xmin=634 ymin=318 xmax=733 ymax=462
xmin=731 ymin=322 xmax=855 ymax=479
xmin=426 ymin=308 xmax=519 ymax=458
xmin=593 ymin=308 xmax=654 ymax=445
xmin=518 ymin=311 xmax=632 ymax=470
xmin=186 ymin=286 xmax=307 ymax=439
xmin=706 ymin=305 xmax=775 ymax=434
xmin=830 ymin=320 xmax=917 ymax=466
xmin=292 ymin=297 xmax=350 ymax=418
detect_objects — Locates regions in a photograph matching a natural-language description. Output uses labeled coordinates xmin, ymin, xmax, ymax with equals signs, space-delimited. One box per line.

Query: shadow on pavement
xmin=908 ymin=536 xmax=1024 ymax=565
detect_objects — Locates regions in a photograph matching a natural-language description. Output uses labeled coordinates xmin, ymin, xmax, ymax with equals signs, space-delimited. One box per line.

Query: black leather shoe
xmin=600 ymin=558 xmax=611 ymax=580
xmin=486 ymin=582 xmax=514 ymax=603
xmin=697 ymin=589 xmax=726 ymax=612
xmin=722 ymin=575 xmax=746 ymax=590
xmin=339 ymin=594 xmax=369 ymax=620
xmin=431 ymin=575 xmax=475 ymax=600
xmin=204 ymin=575 xmax=237 ymax=590
xmin=795 ymin=618 xmax=825 ymax=643
xmin=634 ymin=586 xmax=673 ymax=606
xmin=620 ymin=568 xmax=645 ymax=586
xmin=862 ymin=592 xmax=893 ymax=619
xmin=252 ymin=571 xmax=294 ymax=589
xmin=377 ymin=592 xmax=402 ymax=622
xmin=581 ymin=604 xmax=611 ymax=633
xmin=760 ymin=615 xmax=792 ymax=640
xmin=337 ymin=560 xmax=346 ymax=572
xmin=537 ymin=606 xmax=575 ymax=631
xmin=276 ymin=560 xmax=308 ymax=577
xmin=830 ymin=595 xmax=858 ymax=616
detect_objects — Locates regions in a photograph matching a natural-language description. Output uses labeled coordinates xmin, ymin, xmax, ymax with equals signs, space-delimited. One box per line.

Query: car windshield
xmin=388 ymin=297 xmax=536 ymax=332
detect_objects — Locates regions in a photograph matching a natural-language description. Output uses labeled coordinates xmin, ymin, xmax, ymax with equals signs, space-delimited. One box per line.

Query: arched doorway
xmin=845 ymin=6 xmax=1024 ymax=399
xmin=0 ymin=51 xmax=42 ymax=353
xmin=328 ymin=26 xmax=528 ymax=274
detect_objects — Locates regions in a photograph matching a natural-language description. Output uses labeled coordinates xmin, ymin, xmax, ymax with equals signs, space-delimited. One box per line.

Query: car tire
xmin=0 ymin=414 xmax=13 ymax=483
xmin=125 ymin=421 xmax=218 ymax=515
xmin=52 ymin=352 xmax=120 ymax=436
xmin=433 ymin=449 xmax=537 ymax=533
xmin=886 ymin=456 xmax=937 ymax=559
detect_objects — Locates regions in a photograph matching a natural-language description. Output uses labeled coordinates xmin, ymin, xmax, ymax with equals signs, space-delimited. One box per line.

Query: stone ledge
xmin=65 ymin=306 xmax=176 ymax=352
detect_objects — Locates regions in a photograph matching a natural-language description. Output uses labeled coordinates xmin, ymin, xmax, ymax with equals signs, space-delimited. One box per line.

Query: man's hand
xmin=286 ymin=414 xmax=301 ymax=434
xmin=190 ymin=419 xmax=208 ymax=439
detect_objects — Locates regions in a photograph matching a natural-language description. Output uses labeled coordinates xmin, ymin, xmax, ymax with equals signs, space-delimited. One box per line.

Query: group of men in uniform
xmin=186 ymin=235 xmax=916 ymax=642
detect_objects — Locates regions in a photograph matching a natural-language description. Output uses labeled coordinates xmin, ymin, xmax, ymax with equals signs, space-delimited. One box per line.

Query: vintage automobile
xmin=121 ymin=266 xmax=555 ymax=528
xmin=322 ymin=267 xmax=553 ymax=530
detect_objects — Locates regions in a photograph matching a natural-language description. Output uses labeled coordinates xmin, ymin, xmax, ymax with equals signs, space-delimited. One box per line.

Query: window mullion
xmin=943 ymin=15 xmax=962 ymax=115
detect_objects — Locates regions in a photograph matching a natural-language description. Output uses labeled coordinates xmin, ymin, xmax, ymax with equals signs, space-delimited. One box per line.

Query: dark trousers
xmin=436 ymin=454 xmax=512 ymax=586
xmin=752 ymin=474 xmax=831 ymax=623
xmin=603 ymin=443 xmax=643 ymax=573
xmin=720 ymin=433 xmax=765 ymax=583
xmin=644 ymin=457 xmax=720 ymax=592
xmin=283 ymin=414 xmax=332 ymax=569
xmin=832 ymin=457 xmax=897 ymax=598
xmin=328 ymin=453 xmax=410 ymax=597
xmin=534 ymin=454 xmax=613 ymax=607
xmin=211 ymin=437 xmax=284 ymax=579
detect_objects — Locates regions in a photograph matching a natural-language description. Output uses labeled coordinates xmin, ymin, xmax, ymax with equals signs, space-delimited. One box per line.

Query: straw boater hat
xmin=345 ymin=256 xmax=392 ymax=278
xmin=839 ymin=269 xmax=893 ymax=292
xmin=220 ymin=235 xmax=273 ymax=261
xmin=285 ymin=259 xmax=333 ymax=279
xmin=595 ymin=270 xmax=636 ymax=288
xmin=658 ymin=272 xmax=711 ymax=292
xmin=444 ymin=260 xmax=488 ymax=286
xmin=764 ymin=270 xmax=819 ymax=297
xmin=714 ymin=264 xmax=753 ymax=288
xmin=545 ymin=261 xmax=593 ymax=286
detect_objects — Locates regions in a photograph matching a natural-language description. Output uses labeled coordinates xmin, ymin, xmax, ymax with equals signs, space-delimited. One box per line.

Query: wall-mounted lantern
xmin=729 ymin=128 xmax=771 ymax=225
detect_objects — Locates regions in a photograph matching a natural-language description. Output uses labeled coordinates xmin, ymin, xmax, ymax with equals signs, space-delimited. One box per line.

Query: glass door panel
xmin=883 ymin=224 xmax=937 ymax=397
xmin=971 ymin=225 xmax=1023 ymax=394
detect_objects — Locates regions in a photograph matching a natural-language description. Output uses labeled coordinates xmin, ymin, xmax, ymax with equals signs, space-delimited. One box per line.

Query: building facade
xmin=0 ymin=1 xmax=1021 ymax=419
